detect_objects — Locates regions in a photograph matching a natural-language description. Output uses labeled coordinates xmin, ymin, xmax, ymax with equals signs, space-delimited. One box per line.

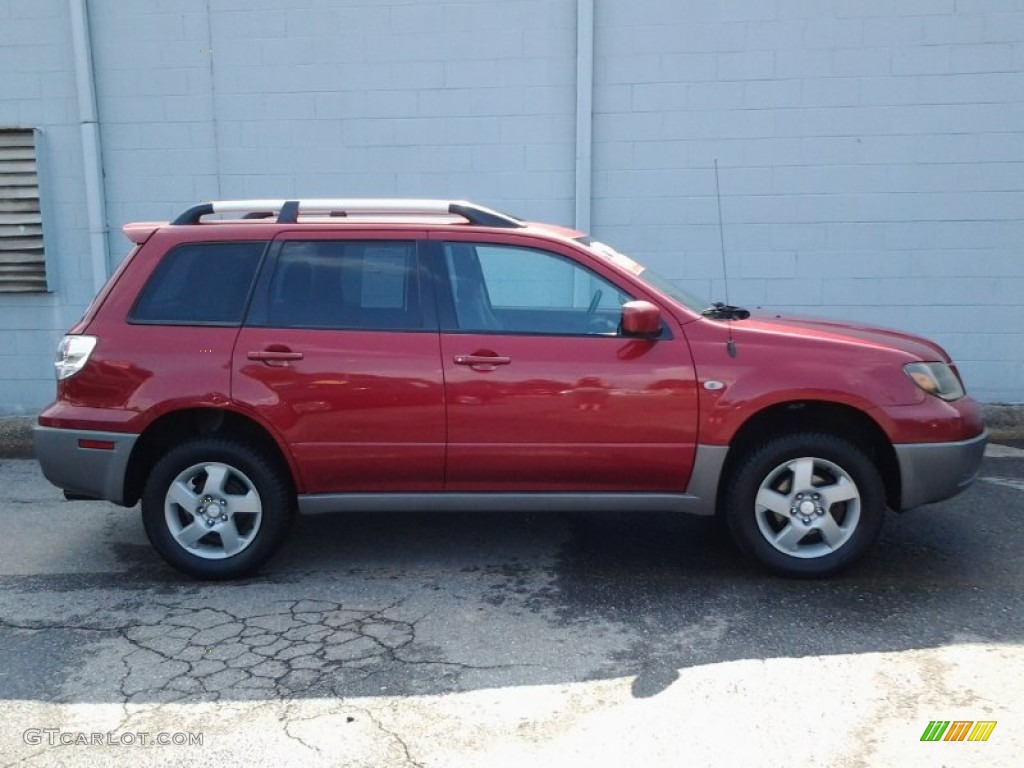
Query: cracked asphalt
xmin=1 ymin=445 xmax=1023 ymax=767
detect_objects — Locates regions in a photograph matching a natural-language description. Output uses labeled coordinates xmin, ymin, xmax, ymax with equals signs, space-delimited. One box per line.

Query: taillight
xmin=54 ymin=335 xmax=97 ymax=380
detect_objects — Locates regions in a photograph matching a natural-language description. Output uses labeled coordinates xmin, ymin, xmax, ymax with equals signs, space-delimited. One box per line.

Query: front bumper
xmin=894 ymin=429 xmax=988 ymax=510
xmin=33 ymin=426 xmax=138 ymax=505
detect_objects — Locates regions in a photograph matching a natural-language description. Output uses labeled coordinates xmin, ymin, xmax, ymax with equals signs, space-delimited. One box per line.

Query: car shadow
xmin=1 ymin=462 xmax=1021 ymax=705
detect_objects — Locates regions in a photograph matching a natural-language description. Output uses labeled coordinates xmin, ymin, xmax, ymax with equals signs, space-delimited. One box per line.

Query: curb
xmin=3 ymin=405 xmax=1022 ymax=460
xmin=983 ymin=403 xmax=1024 ymax=442
xmin=0 ymin=417 xmax=35 ymax=460
xmin=0 ymin=415 xmax=35 ymax=459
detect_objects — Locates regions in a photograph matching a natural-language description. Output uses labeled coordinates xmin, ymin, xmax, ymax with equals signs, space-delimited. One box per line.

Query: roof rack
xmin=171 ymin=199 xmax=524 ymax=228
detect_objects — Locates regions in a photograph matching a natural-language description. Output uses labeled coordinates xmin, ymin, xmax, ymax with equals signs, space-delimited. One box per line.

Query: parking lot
xmin=1 ymin=443 xmax=1022 ymax=767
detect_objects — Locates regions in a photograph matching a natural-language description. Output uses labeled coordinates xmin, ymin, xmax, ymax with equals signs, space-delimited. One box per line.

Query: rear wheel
xmin=141 ymin=438 xmax=293 ymax=579
xmin=724 ymin=433 xmax=885 ymax=577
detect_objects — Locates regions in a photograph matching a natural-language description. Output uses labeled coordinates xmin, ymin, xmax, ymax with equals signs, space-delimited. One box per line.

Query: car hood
xmin=740 ymin=311 xmax=950 ymax=362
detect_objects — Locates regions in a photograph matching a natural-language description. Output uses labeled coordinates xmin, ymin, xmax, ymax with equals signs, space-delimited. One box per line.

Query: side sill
xmin=298 ymin=492 xmax=707 ymax=516
xmin=296 ymin=443 xmax=730 ymax=517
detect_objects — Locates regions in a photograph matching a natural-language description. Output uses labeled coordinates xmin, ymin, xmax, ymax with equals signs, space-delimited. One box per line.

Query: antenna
xmin=713 ymin=159 xmax=738 ymax=358
xmin=713 ymin=159 xmax=731 ymax=310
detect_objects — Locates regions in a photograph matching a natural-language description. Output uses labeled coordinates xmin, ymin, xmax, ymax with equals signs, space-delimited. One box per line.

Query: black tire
xmin=141 ymin=437 xmax=294 ymax=579
xmin=723 ymin=432 xmax=885 ymax=577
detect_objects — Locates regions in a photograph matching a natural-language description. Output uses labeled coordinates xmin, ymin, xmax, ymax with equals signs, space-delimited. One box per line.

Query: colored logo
xmin=920 ymin=720 xmax=997 ymax=742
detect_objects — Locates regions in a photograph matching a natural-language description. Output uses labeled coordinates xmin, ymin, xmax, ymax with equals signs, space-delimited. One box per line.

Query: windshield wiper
xmin=701 ymin=302 xmax=750 ymax=320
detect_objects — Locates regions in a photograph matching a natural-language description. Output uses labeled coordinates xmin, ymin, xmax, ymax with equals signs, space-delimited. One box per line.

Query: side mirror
xmin=621 ymin=300 xmax=661 ymax=337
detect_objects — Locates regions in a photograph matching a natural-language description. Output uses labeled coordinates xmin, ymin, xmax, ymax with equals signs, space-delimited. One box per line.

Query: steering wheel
xmin=587 ymin=289 xmax=603 ymax=315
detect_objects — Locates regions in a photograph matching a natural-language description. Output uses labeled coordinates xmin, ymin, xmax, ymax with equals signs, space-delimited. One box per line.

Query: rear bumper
xmin=894 ymin=429 xmax=988 ymax=510
xmin=33 ymin=426 xmax=137 ymax=505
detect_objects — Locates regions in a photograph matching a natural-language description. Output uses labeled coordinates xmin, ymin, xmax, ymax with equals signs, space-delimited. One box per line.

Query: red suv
xmin=35 ymin=199 xmax=987 ymax=579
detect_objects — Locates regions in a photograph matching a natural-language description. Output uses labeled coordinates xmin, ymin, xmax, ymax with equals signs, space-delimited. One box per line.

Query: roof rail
xmin=170 ymin=199 xmax=524 ymax=228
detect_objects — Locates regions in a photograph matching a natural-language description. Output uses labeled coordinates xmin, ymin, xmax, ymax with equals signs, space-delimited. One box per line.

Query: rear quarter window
xmin=129 ymin=242 xmax=266 ymax=325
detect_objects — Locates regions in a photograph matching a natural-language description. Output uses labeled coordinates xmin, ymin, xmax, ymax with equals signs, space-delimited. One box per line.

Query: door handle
xmin=454 ymin=354 xmax=511 ymax=368
xmin=248 ymin=349 xmax=304 ymax=364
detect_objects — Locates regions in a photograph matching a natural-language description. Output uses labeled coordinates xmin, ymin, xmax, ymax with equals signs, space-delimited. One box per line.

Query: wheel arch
xmin=718 ymin=400 xmax=902 ymax=512
xmin=123 ymin=407 xmax=299 ymax=507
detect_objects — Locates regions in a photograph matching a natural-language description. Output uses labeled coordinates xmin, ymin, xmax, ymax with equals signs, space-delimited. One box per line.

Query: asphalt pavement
xmin=1 ymin=444 xmax=1022 ymax=767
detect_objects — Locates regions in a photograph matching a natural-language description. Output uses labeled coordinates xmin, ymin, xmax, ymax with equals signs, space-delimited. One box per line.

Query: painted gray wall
xmin=1 ymin=0 xmax=1022 ymax=413
xmin=591 ymin=0 xmax=1024 ymax=403
xmin=0 ymin=0 xmax=94 ymax=411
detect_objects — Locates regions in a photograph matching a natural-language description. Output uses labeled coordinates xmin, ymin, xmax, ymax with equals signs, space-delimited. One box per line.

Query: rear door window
xmin=251 ymin=240 xmax=422 ymax=330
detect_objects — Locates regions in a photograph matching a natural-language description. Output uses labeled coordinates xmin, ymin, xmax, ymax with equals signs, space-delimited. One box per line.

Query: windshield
xmin=579 ymin=238 xmax=709 ymax=313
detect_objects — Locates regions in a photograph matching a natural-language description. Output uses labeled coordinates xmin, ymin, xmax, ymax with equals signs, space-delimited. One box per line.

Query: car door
xmin=232 ymin=231 xmax=445 ymax=493
xmin=432 ymin=234 xmax=699 ymax=492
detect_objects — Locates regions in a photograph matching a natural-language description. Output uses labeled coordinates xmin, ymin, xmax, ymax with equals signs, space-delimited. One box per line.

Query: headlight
xmin=54 ymin=335 xmax=97 ymax=380
xmin=904 ymin=362 xmax=965 ymax=401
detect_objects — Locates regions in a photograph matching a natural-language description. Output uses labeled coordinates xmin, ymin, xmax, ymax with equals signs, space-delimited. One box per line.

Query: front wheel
xmin=141 ymin=438 xmax=293 ymax=579
xmin=723 ymin=433 xmax=886 ymax=577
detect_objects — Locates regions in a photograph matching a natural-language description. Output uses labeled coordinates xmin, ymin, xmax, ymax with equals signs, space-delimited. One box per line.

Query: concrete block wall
xmin=592 ymin=0 xmax=1024 ymax=402
xmin=0 ymin=0 xmax=90 ymax=412
xmin=89 ymin=0 xmax=577 ymax=261
xmin=0 ymin=0 xmax=1022 ymax=410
